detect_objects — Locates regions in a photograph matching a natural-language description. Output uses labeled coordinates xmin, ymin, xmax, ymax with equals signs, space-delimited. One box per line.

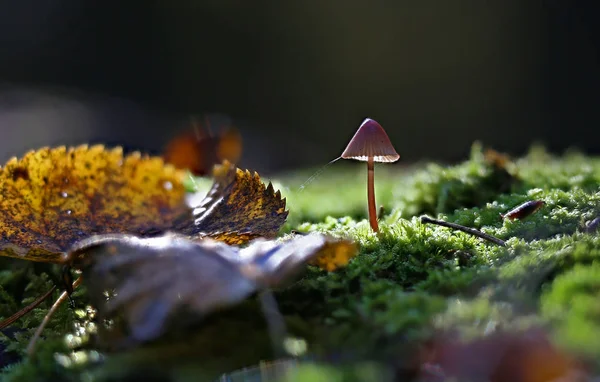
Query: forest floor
xmin=1 ymin=143 xmax=599 ymax=381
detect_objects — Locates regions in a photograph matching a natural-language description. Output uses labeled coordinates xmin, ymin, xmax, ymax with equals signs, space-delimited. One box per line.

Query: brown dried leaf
xmin=177 ymin=161 xmax=289 ymax=244
xmin=68 ymin=233 xmax=357 ymax=343
xmin=0 ymin=145 xmax=188 ymax=263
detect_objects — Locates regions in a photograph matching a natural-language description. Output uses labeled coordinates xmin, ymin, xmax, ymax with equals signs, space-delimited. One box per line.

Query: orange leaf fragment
xmin=307 ymin=239 xmax=359 ymax=271
xmin=163 ymin=118 xmax=242 ymax=176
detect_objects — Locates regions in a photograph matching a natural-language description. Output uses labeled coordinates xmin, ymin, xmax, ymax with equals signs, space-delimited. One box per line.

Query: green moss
xmin=277 ymin=163 xmax=402 ymax=229
xmin=387 ymin=142 xmax=518 ymax=219
xmin=283 ymin=362 xmax=392 ymax=382
xmin=541 ymin=263 xmax=600 ymax=359
xmin=2 ymin=143 xmax=600 ymax=380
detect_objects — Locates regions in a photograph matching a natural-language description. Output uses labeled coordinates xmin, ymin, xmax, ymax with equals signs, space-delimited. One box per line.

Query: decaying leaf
xmin=177 ymin=161 xmax=289 ymax=245
xmin=0 ymin=147 xmax=289 ymax=264
xmin=0 ymin=146 xmax=292 ymax=350
xmin=0 ymin=145 xmax=188 ymax=263
xmin=67 ymin=233 xmax=358 ymax=343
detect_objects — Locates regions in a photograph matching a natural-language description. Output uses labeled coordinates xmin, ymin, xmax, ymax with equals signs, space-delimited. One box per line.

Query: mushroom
xmin=341 ymin=118 xmax=400 ymax=232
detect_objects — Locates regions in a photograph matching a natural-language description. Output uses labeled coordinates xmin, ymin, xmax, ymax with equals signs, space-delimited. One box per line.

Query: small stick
xmin=27 ymin=276 xmax=83 ymax=357
xmin=420 ymin=216 xmax=506 ymax=246
xmin=289 ymin=230 xmax=308 ymax=236
xmin=0 ymin=285 xmax=57 ymax=330
xmin=378 ymin=205 xmax=385 ymax=220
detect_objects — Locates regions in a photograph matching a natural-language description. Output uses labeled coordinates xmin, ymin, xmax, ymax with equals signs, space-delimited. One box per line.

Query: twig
xmin=420 ymin=216 xmax=506 ymax=246
xmin=0 ymin=285 xmax=57 ymax=330
xmin=378 ymin=205 xmax=386 ymax=220
xmin=27 ymin=276 xmax=83 ymax=357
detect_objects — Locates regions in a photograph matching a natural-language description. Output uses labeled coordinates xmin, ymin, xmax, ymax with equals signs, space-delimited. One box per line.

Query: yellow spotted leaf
xmin=0 ymin=147 xmax=290 ymax=264
xmin=0 ymin=145 xmax=188 ymax=263
xmin=177 ymin=161 xmax=289 ymax=244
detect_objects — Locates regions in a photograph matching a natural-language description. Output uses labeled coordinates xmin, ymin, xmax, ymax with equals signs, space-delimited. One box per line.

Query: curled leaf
xmin=177 ymin=161 xmax=289 ymax=244
xmin=0 ymin=145 xmax=187 ymax=263
xmin=68 ymin=233 xmax=357 ymax=343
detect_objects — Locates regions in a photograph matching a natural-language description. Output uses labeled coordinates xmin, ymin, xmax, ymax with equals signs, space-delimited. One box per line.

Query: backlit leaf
xmin=0 ymin=145 xmax=188 ymax=263
xmin=68 ymin=233 xmax=357 ymax=343
xmin=0 ymin=146 xmax=289 ymax=264
xmin=177 ymin=161 xmax=289 ymax=244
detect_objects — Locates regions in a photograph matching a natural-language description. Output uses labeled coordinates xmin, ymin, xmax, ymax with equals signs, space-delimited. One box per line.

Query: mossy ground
xmin=2 ymin=143 xmax=600 ymax=381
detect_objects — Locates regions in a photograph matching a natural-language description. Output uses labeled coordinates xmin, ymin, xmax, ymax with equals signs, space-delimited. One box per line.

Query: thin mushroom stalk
xmin=340 ymin=118 xmax=399 ymax=233
xmin=367 ymin=157 xmax=378 ymax=232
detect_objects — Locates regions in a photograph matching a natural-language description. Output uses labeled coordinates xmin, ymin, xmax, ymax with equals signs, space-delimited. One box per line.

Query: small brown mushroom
xmin=341 ymin=118 xmax=399 ymax=232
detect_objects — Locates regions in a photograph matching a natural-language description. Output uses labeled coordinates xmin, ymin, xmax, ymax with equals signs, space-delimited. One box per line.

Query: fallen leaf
xmin=0 ymin=145 xmax=188 ymax=263
xmin=0 ymin=146 xmax=288 ymax=264
xmin=177 ymin=161 xmax=289 ymax=245
xmin=216 ymin=128 xmax=243 ymax=165
xmin=163 ymin=117 xmax=242 ymax=176
xmin=0 ymin=147 xmax=291 ymax=343
xmin=163 ymin=131 xmax=207 ymax=175
xmin=67 ymin=233 xmax=358 ymax=343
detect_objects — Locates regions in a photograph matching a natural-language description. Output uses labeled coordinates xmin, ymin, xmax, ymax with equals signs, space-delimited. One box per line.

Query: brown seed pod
xmin=501 ymin=200 xmax=545 ymax=220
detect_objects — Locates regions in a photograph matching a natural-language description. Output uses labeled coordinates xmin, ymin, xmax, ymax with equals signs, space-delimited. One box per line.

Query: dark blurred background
xmin=0 ymin=1 xmax=599 ymax=173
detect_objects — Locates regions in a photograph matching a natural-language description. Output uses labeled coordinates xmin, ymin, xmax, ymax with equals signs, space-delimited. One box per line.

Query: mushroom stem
xmin=367 ymin=157 xmax=379 ymax=232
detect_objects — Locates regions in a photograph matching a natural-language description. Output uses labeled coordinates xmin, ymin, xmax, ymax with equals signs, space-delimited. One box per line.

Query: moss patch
xmin=2 ymin=144 xmax=600 ymax=381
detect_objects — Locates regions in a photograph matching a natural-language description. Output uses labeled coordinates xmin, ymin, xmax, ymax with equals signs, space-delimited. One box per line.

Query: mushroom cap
xmin=341 ymin=118 xmax=400 ymax=163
